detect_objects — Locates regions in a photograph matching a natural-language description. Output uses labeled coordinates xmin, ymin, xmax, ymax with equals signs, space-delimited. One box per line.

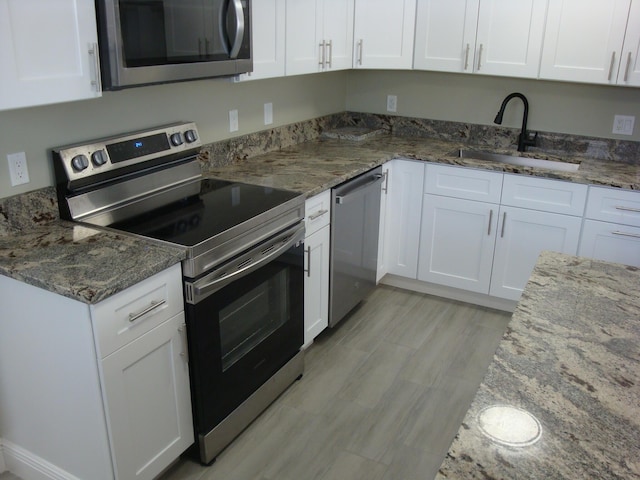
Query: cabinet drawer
xmin=424 ymin=164 xmax=503 ymax=203
xmin=501 ymin=174 xmax=587 ymax=216
xmin=579 ymin=219 xmax=640 ymax=267
xmin=91 ymin=263 xmax=184 ymax=358
xmin=305 ymin=190 xmax=331 ymax=236
xmin=584 ymin=186 xmax=640 ymax=227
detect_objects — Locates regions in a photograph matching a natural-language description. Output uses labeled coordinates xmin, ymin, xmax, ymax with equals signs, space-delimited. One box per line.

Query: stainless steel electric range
xmin=53 ymin=122 xmax=305 ymax=465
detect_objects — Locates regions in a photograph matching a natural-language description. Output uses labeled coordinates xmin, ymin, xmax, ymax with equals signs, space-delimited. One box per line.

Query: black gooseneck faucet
xmin=493 ymin=92 xmax=538 ymax=152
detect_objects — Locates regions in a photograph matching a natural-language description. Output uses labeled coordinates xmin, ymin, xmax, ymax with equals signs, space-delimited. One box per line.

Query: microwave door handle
xmin=228 ymin=0 xmax=245 ymax=59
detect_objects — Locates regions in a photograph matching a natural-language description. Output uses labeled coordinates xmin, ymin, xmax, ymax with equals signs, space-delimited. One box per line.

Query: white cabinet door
xmin=101 ymin=312 xmax=194 ymax=480
xmin=0 ymin=0 xmax=101 ymax=111
xmin=286 ymin=0 xmax=353 ymax=75
xmin=414 ymin=0 xmax=546 ymax=77
xmin=418 ymin=194 xmax=498 ymax=293
xmin=579 ymin=219 xmax=640 ymax=267
xmin=540 ymin=0 xmax=631 ymax=84
xmin=353 ymin=0 xmax=417 ymax=69
xmin=304 ymin=225 xmax=330 ymax=346
xmin=385 ymin=160 xmax=425 ymax=279
xmin=321 ymin=0 xmax=355 ymax=71
xmin=414 ymin=0 xmax=479 ymax=72
xmin=236 ymin=0 xmax=286 ymax=81
xmin=619 ymin=0 xmax=640 ymax=86
xmin=377 ymin=163 xmax=391 ymax=282
xmin=490 ymin=206 xmax=582 ymax=300
xmin=473 ymin=0 xmax=548 ymax=78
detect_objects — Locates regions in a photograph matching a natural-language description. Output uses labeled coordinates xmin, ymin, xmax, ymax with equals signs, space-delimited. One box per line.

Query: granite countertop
xmin=1 ymin=131 xmax=638 ymax=305
xmin=437 ymin=251 xmax=640 ymax=479
xmin=0 ymin=220 xmax=185 ymax=304
xmin=203 ymin=135 xmax=640 ymax=195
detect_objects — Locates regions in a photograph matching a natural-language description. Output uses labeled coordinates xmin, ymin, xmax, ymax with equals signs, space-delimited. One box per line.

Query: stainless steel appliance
xmin=96 ymin=0 xmax=252 ymax=90
xmin=329 ymin=166 xmax=384 ymax=327
xmin=52 ymin=122 xmax=305 ymax=465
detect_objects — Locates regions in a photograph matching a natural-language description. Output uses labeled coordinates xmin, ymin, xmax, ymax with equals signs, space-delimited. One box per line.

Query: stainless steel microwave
xmin=96 ymin=0 xmax=252 ymax=90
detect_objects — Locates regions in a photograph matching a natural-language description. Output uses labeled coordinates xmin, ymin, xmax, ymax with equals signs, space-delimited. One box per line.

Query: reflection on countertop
xmin=437 ymin=251 xmax=640 ymax=479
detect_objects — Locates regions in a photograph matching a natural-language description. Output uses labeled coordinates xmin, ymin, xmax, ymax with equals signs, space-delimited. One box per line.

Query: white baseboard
xmin=2 ymin=439 xmax=82 ymax=480
xmin=379 ymin=274 xmax=517 ymax=313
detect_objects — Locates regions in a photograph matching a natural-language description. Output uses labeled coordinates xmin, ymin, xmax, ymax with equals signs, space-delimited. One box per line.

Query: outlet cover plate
xmin=613 ymin=115 xmax=635 ymax=135
xmin=229 ymin=109 xmax=239 ymax=132
xmin=386 ymin=95 xmax=397 ymax=113
xmin=264 ymin=103 xmax=273 ymax=125
xmin=8 ymin=151 xmax=29 ymax=186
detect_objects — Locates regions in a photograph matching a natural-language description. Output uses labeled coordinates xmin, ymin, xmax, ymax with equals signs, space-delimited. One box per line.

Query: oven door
xmin=184 ymin=223 xmax=304 ymax=433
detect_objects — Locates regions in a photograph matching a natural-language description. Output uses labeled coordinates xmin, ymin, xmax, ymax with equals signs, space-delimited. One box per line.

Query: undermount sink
xmin=455 ymin=149 xmax=581 ymax=172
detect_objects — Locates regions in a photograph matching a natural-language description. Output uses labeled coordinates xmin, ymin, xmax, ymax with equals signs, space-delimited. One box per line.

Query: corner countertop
xmin=436 ymin=251 xmax=640 ymax=479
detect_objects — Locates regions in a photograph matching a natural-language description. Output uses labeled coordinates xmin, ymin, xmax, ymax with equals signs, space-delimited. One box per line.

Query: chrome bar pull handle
xmin=488 ymin=209 xmax=493 ymax=235
xmin=305 ymin=246 xmax=312 ymax=277
xmin=129 ymin=299 xmax=166 ymax=322
xmin=327 ymin=40 xmax=333 ymax=68
xmin=612 ymin=230 xmax=640 ymax=239
xmin=357 ymin=39 xmax=363 ymax=65
xmin=178 ymin=323 xmax=189 ymax=361
xmin=615 ymin=205 xmax=640 ymax=213
xmin=319 ymin=40 xmax=326 ymax=67
xmin=308 ymin=209 xmax=329 ymax=221
xmin=88 ymin=43 xmax=102 ymax=92
xmin=501 ymin=212 xmax=507 ymax=238
xmin=608 ymin=51 xmax=616 ymax=81
xmin=382 ymin=170 xmax=389 ymax=194
xmin=464 ymin=43 xmax=470 ymax=70
xmin=624 ymin=52 xmax=632 ymax=82
xmin=477 ymin=44 xmax=483 ymax=70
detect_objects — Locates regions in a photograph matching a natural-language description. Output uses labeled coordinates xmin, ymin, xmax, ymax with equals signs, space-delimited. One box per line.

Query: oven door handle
xmin=187 ymin=223 xmax=305 ymax=303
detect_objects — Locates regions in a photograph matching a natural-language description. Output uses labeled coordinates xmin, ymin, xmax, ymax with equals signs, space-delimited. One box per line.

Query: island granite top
xmin=437 ymin=251 xmax=640 ymax=479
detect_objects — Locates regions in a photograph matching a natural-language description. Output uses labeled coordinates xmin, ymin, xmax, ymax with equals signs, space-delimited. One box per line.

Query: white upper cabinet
xmin=286 ymin=0 xmax=354 ymax=75
xmin=353 ymin=0 xmax=417 ymax=69
xmin=0 ymin=0 xmax=102 ymax=111
xmin=414 ymin=0 xmax=547 ymax=78
xmin=540 ymin=0 xmax=633 ymax=84
xmin=620 ymin=0 xmax=640 ymax=86
xmin=236 ymin=0 xmax=286 ymax=81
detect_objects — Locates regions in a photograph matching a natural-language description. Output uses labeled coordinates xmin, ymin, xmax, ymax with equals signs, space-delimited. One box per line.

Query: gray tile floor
xmin=0 ymin=285 xmax=511 ymax=480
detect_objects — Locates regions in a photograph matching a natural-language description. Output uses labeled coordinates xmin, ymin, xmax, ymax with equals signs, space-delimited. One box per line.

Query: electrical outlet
xmin=612 ymin=115 xmax=635 ymax=135
xmin=386 ymin=95 xmax=397 ymax=113
xmin=8 ymin=152 xmax=29 ymax=186
xmin=264 ymin=102 xmax=273 ymax=125
xmin=229 ymin=109 xmax=239 ymax=132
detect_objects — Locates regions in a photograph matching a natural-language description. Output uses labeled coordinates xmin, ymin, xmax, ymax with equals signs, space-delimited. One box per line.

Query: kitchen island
xmin=437 ymin=251 xmax=640 ymax=479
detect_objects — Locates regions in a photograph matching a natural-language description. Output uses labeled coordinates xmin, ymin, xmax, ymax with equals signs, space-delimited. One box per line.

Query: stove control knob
xmin=170 ymin=132 xmax=184 ymax=147
xmin=91 ymin=150 xmax=108 ymax=167
xmin=71 ymin=154 xmax=89 ymax=172
xmin=184 ymin=129 xmax=198 ymax=143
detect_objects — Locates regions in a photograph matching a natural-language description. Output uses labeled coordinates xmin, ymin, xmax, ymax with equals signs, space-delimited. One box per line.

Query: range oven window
xmin=219 ymin=267 xmax=289 ymax=371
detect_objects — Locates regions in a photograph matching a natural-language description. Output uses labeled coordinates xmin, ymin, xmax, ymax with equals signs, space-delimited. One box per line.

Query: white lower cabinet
xmin=100 ymin=312 xmax=193 ymax=480
xmin=0 ymin=264 xmax=193 ymax=480
xmin=578 ymin=185 xmax=640 ymax=266
xmin=579 ymin=220 xmax=640 ymax=266
xmin=384 ymin=159 xmax=425 ymax=279
xmin=412 ymin=165 xmax=587 ymax=302
xmin=304 ymin=190 xmax=331 ymax=346
xmin=418 ymin=194 xmax=497 ymax=293
xmin=490 ymin=206 xmax=582 ymax=300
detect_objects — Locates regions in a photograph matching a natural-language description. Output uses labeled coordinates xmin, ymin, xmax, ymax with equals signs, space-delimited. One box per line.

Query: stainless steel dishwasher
xmin=329 ymin=166 xmax=384 ymax=327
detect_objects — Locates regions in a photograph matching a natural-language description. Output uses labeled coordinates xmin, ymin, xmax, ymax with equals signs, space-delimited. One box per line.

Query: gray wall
xmin=1 ymin=68 xmax=639 ymax=200
xmin=346 ymin=70 xmax=640 ymax=141
xmin=0 ymin=72 xmax=348 ymax=199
